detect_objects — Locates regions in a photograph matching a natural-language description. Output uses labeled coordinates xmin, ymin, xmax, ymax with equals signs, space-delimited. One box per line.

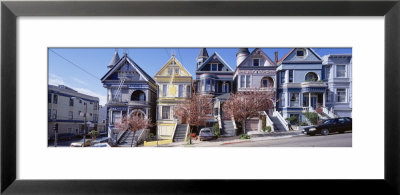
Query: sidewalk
xmin=158 ymin=130 xmax=305 ymax=147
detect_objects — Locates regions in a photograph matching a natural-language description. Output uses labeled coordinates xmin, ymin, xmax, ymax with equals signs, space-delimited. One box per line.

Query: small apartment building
xmin=48 ymin=85 xmax=99 ymax=139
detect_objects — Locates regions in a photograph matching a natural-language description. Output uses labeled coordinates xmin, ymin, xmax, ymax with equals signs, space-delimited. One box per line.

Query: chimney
xmin=274 ymin=51 xmax=278 ymax=64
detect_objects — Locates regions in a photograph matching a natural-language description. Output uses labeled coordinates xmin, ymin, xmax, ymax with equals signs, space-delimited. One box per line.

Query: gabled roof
xmin=101 ymin=54 xmax=155 ymax=84
xmin=277 ymin=48 xmax=322 ymax=64
xmin=154 ymin=55 xmax=192 ymax=77
xmin=237 ymin=48 xmax=275 ymax=67
xmin=197 ymin=52 xmax=234 ymax=72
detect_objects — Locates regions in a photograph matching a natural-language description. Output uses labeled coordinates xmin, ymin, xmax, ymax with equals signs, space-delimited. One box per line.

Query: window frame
xmin=289 ymin=92 xmax=300 ymax=107
xmin=336 ymin=64 xmax=347 ymax=78
xmin=253 ymin=58 xmax=260 ymax=66
xmin=162 ymin=106 xmax=170 ymax=120
xmin=337 ymin=88 xmax=347 ymax=103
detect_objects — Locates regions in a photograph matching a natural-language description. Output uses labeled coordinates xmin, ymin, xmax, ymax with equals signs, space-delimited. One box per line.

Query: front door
xmin=311 ymin=96 xmax=318 ymax=109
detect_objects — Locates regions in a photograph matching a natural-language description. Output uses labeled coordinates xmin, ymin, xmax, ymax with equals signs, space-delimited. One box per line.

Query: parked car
xmin=303 ymin=117 xmax=352 ymax=136
xmin=70 ymin=139 xmax=93 ymax=147
xmin=92 ymin=143 xmax=111 ymax=147
xmin=199 ymin=128 xmax=216 ymax=141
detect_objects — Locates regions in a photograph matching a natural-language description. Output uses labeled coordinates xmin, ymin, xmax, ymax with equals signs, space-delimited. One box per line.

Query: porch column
xmin=323 ymin=92 xmax=326 ymax=107
xmin=308 ymin=92 xmax=312 ymax=109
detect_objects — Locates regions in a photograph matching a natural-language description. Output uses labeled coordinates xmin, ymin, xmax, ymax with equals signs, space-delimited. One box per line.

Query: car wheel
xmin=309 ymin=132 xmax=315 ymax=136
xmin=321 ymin=129 xmax=329 ymax=136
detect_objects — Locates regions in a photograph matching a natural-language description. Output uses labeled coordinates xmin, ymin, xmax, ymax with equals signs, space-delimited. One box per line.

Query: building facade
xmin=276 ymin=48 xmax=328 ymax=122
xmin=154 ymin=55 xmax=192 ymax=140
xmin=101 ymin=52 xmax=157 ymax=139
xmin=322 ymin=54 xmax=352 ymax=117
xmin=275 ymin=48 xmax=352 ymax=123
xmin=233 ymin=48 xmax=277 ymax=130
xmin=48 ymin=85 xmax=99 ymax=139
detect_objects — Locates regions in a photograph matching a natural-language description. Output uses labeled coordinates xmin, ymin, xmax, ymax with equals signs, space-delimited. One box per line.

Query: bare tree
xmin=222 ymin=91 xmax=275 ymax=134
xmin=115 ymin=112 xmax=153 ymax=147
xmin=174 ymin=93 xmax=213 ymax=144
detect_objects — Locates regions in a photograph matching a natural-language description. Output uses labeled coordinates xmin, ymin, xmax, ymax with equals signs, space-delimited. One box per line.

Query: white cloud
xmin=48 ymin=73 xmax=66 ymax=86
xmin=49 ymin=73 xmax=107 ymax=106
xmin=73 ymin=87 xmax=107 ymax=106
xmin=71 ymin=77 xmax=88 ymax=86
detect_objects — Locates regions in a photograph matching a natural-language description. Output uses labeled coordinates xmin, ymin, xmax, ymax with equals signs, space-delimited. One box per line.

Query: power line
xmin=49 ymin=49 xmax=101 ymax=80
xmin=177 ymin=48 xmax=185 ymax=66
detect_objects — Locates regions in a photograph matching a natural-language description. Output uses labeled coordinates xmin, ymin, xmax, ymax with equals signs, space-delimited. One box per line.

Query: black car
xmin=303 ymin=117 xmax=352 ymax=136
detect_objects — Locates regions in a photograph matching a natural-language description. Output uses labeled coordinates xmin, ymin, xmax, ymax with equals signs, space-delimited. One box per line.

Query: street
xmin=222 ymin=132 xmax=352 ymax=147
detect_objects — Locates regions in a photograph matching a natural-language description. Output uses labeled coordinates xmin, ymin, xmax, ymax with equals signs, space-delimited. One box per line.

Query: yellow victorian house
xmin=155 ymin=54 xmax=192 ymax=142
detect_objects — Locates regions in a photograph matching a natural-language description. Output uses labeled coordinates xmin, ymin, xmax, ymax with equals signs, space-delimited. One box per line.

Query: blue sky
xmin=48 ymin=48 xmax=352 ymax=106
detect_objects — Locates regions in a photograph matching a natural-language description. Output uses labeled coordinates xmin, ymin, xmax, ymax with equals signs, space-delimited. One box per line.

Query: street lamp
xmin=72 ymin=97 xmax=88 ymax=147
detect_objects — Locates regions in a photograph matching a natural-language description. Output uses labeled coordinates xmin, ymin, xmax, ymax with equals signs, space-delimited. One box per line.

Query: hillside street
xmin=159 ymin=132 xmax=352 ymax=147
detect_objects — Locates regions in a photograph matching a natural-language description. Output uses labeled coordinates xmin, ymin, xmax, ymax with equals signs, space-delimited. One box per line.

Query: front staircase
xmin=221 ymin=120 xmax=236 ymax=136
xmin=173 ymin=124 xmax=188 ymax=142
xmin=268 ymin=115 xmax=287 ymax=132
xmin=118 ymin=129 xmax=144 ymax=147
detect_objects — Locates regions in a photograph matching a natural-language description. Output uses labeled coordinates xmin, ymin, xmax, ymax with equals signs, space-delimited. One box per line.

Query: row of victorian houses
xmin=101 ymin=48 xmax=352 ymax=143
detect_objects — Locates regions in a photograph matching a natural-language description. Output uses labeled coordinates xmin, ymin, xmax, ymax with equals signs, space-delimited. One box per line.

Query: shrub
xmin=300 ymin=122 xmax=308 ymax=126
xmin=240 ymin=134 xmax=250 ymax=140
xmin=88 ymin=130 xmax=99 ymax=139
xmin=303 ymin=112 xmax=319 ymax=125
xmin=266 ymin=126 xmax=272 ymax=132
xmin=285 ymin=116 xmax=299 ymax=125
xmin=213 ymin=123 xmax=220 ymax=137
xmin=261 ymin=115 xmax=267 ymax=132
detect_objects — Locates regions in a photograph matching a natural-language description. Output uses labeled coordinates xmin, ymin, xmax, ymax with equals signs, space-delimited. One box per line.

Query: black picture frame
xmin=1 ymin=0 xmax=399 ymax=194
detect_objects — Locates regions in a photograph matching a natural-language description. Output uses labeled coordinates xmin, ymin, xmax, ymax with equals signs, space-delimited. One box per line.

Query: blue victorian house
xmin=276 ymin=48 xmax=328 ymax=123
xmin=101 ymin=51 xmax=157 ymax=144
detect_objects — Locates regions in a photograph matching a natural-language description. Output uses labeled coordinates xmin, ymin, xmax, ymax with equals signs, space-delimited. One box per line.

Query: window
xmin=297 ymin=49 xmax=305 ymax=57
xmin=112 ymin=111 xmax=120 ymax=124
xmin=336 ymin=65 xmax=346 ymax=78
xmin=90 ymin=102 xmax=93 ymax=104
xmin=162 ymin=106 xmax=170 ymax=119
xmin=79 ymin=100 xmax=82 ymax=103
xmin=52 ymin=109 xmax=57 ymax=119
xmin=168 ymin=68 xmax=173 ymax=75
xmin=205 ymin=79 xmax=213 ymax=91
xmin=93 ymin=114 xmax=98 ymax=122
xmin=178 ymin=85 xmax=183 ymax=97
xmin=94 ymin=103 xmax=98 ymax=110
xmin=337 ymin=89 xmax=346 ymax=103
xmin=48 ymin=94 xmax=52 ymax=103
xmin=305 ymin=72 xmax=318 ymax=82
xmin=186 ymin=85 xmax=191 ymax=97
xmin=53 ymin=94 xmax=58 ymax=104
xmin=68 ymin=111 xmax=73 ymax=120
xmin=279 ymin=71 xmax=285 ymax=84
xmin=288 ymin=70 xmax=293 ymax=83
xmin=253 ymin=59 xmax=260 ymax=66
xmin=211 ymin=63 xmax=218 ymax=71
xmin=290 ymin=93 xmax=300 ymax=107
xmin=280 ymin=93 xmax=286 ymax=107
xmin=240 ymin=75 xmax=245 ymax=88
xmin=245 ymin=75 xmax=251 ymax=88
xmin=162 ymin=85 xmax=167 ymax=97
xmin=69 ymin=98 xmax=74 ymax=106
xmin=325 ymin=66 xmax=331 ymax=79
xmin=48 ymin=109 xmax=51 ymax=119
xmin=175 ymin=67 xmax=179 ymax=74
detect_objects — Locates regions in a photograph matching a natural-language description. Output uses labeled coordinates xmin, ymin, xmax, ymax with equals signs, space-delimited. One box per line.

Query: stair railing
xmin=184 ymin=124 xmax=190 ymax=142
xmin=171 ymin=119 xmax=178 ymax=140
xmin=273 ymin=111 xmax=289 ymax=131
xmin=262 ymin=111 xmax=275 ymax=132
xmin=323 ymin=106 xmax=338 ymax=118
